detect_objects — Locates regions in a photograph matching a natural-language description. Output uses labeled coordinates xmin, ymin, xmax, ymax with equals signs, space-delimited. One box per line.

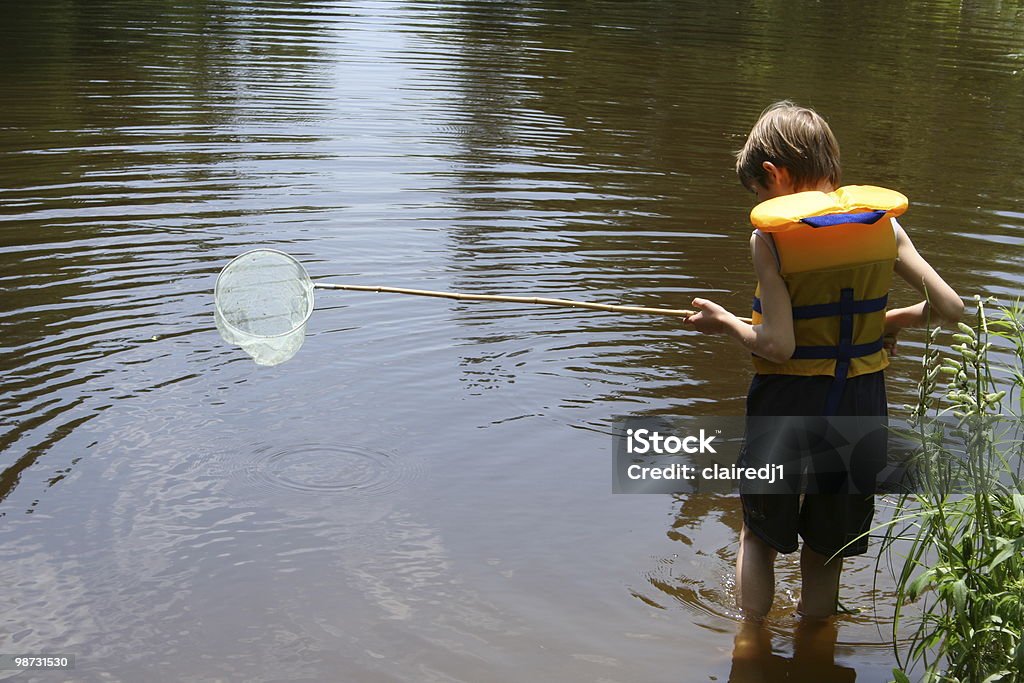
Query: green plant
xmin=880 ymin=298 xmax=1024 ymax=683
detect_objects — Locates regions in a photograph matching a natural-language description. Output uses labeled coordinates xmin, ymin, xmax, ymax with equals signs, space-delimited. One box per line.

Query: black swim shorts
xmin=739 ymin=371 xmax=887 ymax=558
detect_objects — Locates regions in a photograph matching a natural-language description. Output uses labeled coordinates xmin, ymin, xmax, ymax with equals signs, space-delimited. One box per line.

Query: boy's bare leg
xmin=736 ymin=524 xmax=777 ymax=618
xmin=797 ymin=545 xmax=842 ymax=618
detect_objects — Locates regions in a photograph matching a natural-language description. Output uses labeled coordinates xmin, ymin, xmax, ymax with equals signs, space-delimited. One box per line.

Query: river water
xmin=2 ymin=2 xmax=1023 ymax=681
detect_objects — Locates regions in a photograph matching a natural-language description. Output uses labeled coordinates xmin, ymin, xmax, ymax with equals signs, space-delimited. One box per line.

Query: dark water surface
xmin=2 ymin=1 xmax=1023 ymax=681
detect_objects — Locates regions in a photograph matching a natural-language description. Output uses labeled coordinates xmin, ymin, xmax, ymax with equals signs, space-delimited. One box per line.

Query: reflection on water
xmin=729 ymin=619 xmax=856 ymax=682
xmin=1 ymin=0 xmax=1023 ymax=680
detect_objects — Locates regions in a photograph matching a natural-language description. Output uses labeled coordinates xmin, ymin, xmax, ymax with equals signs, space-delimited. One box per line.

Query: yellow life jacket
xmin=749 ymin=185 xmax=907 ymax=413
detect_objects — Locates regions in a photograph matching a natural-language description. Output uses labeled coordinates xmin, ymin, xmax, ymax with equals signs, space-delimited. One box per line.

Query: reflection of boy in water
xmin=728 ymin=619 xmax=856 ymax=682
xmin=684 ymin=101 xmax=963 ymax=618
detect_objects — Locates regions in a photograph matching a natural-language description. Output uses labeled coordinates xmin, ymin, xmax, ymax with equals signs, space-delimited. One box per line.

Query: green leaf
xmin=891 ymin=668 xmax=911 ymax=683
xmin=907 ymin=570 xmax=934 ymax=600
xmin=989 ymin=538 xmax=1024 ymax=571
xmin=951 ymin=578 xmax=968 ymax=612
xmin=1012 ymin=494 xmax=1024 ymax=520
xmin=961 ymin=537 xmax=973 ymax=564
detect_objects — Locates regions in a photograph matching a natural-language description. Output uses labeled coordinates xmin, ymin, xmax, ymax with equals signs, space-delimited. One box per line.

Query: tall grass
xmin=881 ymin=298 xmax=1024 ymax=683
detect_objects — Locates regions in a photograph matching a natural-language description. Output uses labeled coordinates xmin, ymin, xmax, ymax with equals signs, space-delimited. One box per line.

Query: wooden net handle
xmin=315 ymin=282 xmax=753 ymax=324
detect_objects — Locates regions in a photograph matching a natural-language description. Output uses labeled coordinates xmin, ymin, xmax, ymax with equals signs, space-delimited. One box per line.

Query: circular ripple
xmin=641 ymin=548 xmax=743 ymax=623
xmin=243 ymin=442 xmax=416 ymax=496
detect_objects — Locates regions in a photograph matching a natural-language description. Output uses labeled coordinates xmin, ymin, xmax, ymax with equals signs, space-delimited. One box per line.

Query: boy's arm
xmin=685 ymin=234 xmax=795 ymax=364
xmin=886 ymin=226 xmax=964 ymax=334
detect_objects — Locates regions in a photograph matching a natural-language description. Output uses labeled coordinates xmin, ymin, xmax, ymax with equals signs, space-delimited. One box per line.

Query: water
xmin=2 ymin=1 xmax=1023 ymax=680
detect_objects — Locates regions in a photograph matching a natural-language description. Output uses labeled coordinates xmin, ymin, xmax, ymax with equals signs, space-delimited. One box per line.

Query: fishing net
xmin=214 ymin=249 xmax=315 ymax=366
xmin=214 ymin=249 xmax=709 ymax=366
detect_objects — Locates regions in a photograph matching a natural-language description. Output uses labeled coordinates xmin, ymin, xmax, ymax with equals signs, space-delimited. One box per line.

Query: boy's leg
xmin=797 ymin=544 xmax=842 ymax=618
xmin=798 ymin=492 xmax=876 ymax=618
xmin=736 ymin=523 xmax=777 ymax=618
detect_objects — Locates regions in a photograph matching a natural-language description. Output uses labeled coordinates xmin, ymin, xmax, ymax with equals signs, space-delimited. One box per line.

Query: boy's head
xmin=735 ymin=101 xmax=841 ymax=197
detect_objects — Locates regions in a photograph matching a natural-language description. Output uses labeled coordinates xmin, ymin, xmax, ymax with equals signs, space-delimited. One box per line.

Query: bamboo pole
xmin=314 ymin=282 xmax=753 ymax=323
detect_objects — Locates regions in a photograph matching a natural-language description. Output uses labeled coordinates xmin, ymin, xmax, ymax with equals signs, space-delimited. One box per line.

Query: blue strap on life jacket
xmin=752 ymin=294 xmax=888 ymax=319
xmin=800 ymin=210 xmax=886 ymax=228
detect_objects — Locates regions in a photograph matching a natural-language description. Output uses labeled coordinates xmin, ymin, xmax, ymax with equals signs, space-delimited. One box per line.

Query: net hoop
xmin=214 ymin=248 xmax=316 ymax=340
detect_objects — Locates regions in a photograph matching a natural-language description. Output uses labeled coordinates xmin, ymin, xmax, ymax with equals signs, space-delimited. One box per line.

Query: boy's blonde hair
xmin=735 ymin=101 xmax=841 ymax=192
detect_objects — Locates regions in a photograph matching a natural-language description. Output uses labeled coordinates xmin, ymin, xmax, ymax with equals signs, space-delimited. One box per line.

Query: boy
xmin=684 ymin=101 xmax=963 ymax=619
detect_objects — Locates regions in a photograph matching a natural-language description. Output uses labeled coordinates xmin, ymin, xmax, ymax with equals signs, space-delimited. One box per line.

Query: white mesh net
xmin=214 ymin=249 xmax=315 ymax=366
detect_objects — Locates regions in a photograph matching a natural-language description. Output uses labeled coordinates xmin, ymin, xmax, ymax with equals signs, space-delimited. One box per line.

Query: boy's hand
xmin=684 ymin=298 xmax=735 ymax=334
xmin=883 ymin=305 xmax=922 ymax=358
xmin=883 ymin=333 xmax=898 ymax=357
